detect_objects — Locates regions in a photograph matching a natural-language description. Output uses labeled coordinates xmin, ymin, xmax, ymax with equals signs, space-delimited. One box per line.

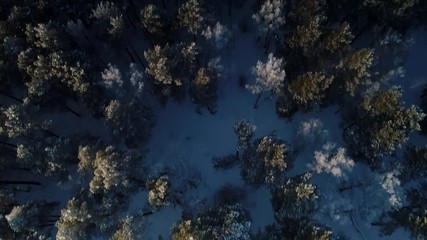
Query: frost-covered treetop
xmin=309 ymin=142 xmax=355 ymax=178
xmin=253 ymin=0 xmax=286 ymax=32
xmin=101 ymin=63 xmax=123 ymax=89
xmin=379 ymin=170 xmax=403 ymax=208
xmin=202 ymin=22 xmax=230 ymax=49
xmin=247 ymin=53 xmax=286 ymax=94
xmin=5 ymin=204 xmax=35 ymax=232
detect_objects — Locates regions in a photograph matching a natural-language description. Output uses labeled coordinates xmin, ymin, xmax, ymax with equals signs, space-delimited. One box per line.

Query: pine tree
xmin=241 ymin=135 xmax=291 ymax=187
xmin=336 ymin=48 xmax=374 ymax=96
xmin=190 ymin=67 xmax=218 ymax=114
xmin=253 ymin=0 xmax=286 ymax=49
xmin=287 ymin=71 xmax=334 ymax=108
xmin=144 ymin=44 xmax=181 ymax=86
xmin=344 ymin=86 xmax=425 ymax=162
xmin=271 ymin=173 xmax=318 ymax=223
xmin=90 ymin=1 xmax=124 ymax=38
xmin=110 ymin=215 xmax=145 ymax=240
xmin=5 ymin=201 xmax=58 ymax=233
xmin=287 ymin=16 xmax=322 ymax=57
xmin=147 ymin=175 xmax=171 ymax=208
xmin=233 ymin=119 xmax=257 ymax=151
xmin=171 ymin=204 xmax=251 ymax=240
xmin=253 ymin=0 xmax=286 ymax=33
xmin=140 ymin=4 xmax=164 ymax=35
xmin=177 ymin=0 xmax=204 ymax=36
xmin=56 ymin=198 xmax=94 ymax=240
xmin=247 ymin=53 xmax=286 ymax=108
xmin=104 ymin=98 xmax=153 ymax=148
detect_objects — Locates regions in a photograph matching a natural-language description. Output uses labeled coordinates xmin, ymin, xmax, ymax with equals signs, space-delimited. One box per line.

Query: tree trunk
xmin=0 ymin=180 xmax=42 ymax=186
xmin=0 ymin=89 xmax=81 ymax=118
xmin=6 ymin=167 xmax=31 ymax=171
xmin=143 ymin=210 xmax=153 ymax=216
xmin=0 ymin=141 xmax=17 ymax=148
xmin=264 ymin=30 xmax=272 ymax=54
xmin=65 ymin=105 xmax=81 ymax=118
xmin=253 ymin=89 xmax=264 ymax=109
xmin=45 ymin=130 xmax=60 ymax=138
xmin=339 ymin=182 xmax=363 ymax=192
xmin=350 ymin=213 xmax=368 ymax=240
xmin=128 ymin=41 xmax=146 ymax=69
xmin=371 ymin=221 xmax=387 ymax=226
xmin=83 ymin=34 xmax=108 ymax=68
xmin=0 ymin=90 xmax=23 ymax=103
xmin=125 ymin=11 xmax=136 ymax=29
xmin=343 ymin=115 xmax=367 ymax=132
xmin=125 ymin=47 xmax=136 ymax=63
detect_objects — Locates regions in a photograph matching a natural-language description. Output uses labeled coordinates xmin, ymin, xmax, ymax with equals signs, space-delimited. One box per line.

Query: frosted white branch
xmin=253 ymin=0 xmax=286 ymax=32
xmin=101 ymin=63 xmax=123 ymax=89
xmin=309 ymin=142 xmax=355 ymax=178
xmin=247 ymin=53 xmax=286 ymax=94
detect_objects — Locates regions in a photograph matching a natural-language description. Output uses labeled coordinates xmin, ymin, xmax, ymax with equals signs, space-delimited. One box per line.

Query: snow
xmin=4 ymin=2 xmax=427 ymax=240
xmin=131 ymin=26 xmax=426 ymax=240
